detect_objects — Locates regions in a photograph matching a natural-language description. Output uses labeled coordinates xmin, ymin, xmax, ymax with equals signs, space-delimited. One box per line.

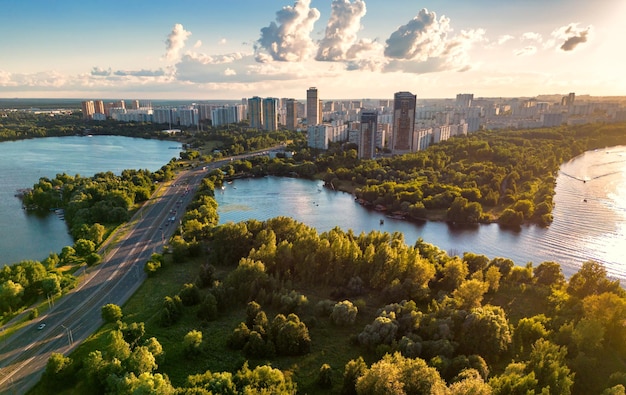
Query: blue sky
xmin=0 ymin=0 xmax=623 ymax=100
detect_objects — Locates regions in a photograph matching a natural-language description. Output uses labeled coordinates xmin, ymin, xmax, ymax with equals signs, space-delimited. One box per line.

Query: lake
xmin=1 ymin=136 xmax=623 ymax=283
xmin=215 ymin=146 xmax=626 ymax=281
xmin=0 ymin=135 xmax=180 ymax=265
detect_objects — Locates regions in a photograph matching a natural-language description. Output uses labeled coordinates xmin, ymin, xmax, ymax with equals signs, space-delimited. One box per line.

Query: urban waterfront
xmin=0 ymin=137 xmax=624 ymax=283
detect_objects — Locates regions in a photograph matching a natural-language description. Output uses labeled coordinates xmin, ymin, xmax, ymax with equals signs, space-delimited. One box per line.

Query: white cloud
xmin=193 ymin=40 xmax=202 ymax=48
xmin=521 ymin=32 xmax=543 ymax=43
xmin=224 ymin=68 xmax=236 ymax=76
xmin=382 ymin=9 xmax=484 ymax=74
xmin=515 ymin=46 xmax=537 ymax=56
xmin=91 ymin=67 xmax=112 ymax=76
xmin=255 ymin=0 xmax=321 ymax=62
xmin=551 ymin=23 xmax=593 ymax=51
xmin=316 ymin=0 xmax=368 ymax=61
xmin=497 ymin=35 xmax=514 ymax=45
xmin=384 ymin=8 xmax=450 ymax=61
xmin=218 ymin=38 xmax=227 ymax=45
xmin=165 ymin=23 xmax=192 ymax=62
xmin=113 ymin=69 xmax=166 ymax=77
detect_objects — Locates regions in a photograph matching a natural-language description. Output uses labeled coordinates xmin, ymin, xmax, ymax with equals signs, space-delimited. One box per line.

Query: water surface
xmin=216 ymin=146 xmax=626 ymax=280
xmin=0 ymin=136 xmax=179 ymax=264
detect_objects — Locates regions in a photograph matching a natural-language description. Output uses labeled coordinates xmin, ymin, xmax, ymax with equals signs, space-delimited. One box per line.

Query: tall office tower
xmin=248 ymin=96 xmax=263 ymax=129
xmin=285 ymin=98 xmax=298 ymax=131
xmin=307 ymin=87 xmax=321 ymax=126
xmin=359 ymin=110 xmax=378 ymax=159
xmin=131 ymin=100 xmax=140 ymax=110
xmin=262 ymin=97 xmax=279 ymax=131
xmin=456 ymin=93 xmax=474 ymax=108
xmin=93 ymin=100 xmax=105 ymax=115
xmin=391 ymin=91 xmax=417 ymax=155
xmin=81 ymin=100 xmax=95 ymax=120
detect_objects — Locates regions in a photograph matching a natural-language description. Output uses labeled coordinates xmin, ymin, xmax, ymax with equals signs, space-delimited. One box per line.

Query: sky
xmin=0 ymin=0 xmax=624 ymax=100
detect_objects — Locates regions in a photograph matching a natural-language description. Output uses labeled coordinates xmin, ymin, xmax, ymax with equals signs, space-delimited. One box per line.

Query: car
xmin=37 ymin=323 xmax=46 ymax=330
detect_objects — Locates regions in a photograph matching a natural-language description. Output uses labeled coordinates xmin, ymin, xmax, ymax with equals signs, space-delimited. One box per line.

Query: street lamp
xmin=60 ymin=325 xmax=73 ymax=347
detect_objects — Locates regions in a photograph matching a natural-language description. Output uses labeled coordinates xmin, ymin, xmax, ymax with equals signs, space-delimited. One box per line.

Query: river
xmin=215 ymin=146 xmax=626 ymax=281
xmin=0 ymin=135 xmax=180 ymax=265
xmin=1 ymin=137 xmax=624 ymax=282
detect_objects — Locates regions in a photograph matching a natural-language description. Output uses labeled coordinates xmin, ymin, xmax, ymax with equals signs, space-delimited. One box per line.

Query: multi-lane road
xmin=0 ymin=158 xmax=225 ymax=394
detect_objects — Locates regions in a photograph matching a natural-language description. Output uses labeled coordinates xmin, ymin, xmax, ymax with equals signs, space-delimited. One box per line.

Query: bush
xmin=101 ymin=304 xmax=123 ymax=323
xmin=330 ymin=300 xmax=358 ymax=326
xmin=318 ymin=364 xmax=332 ymax=389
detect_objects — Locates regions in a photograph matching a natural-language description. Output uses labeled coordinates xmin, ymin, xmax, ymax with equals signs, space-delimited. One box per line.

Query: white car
xmin=37 ymin=323 xmax=46 ymax=330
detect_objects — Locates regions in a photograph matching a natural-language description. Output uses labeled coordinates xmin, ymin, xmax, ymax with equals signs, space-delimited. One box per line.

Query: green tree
xmin=184 ymin=330 xmax=203 ymax=357
xmin=101 ymin=303 xmax=123 ymax=323
xmin=127 ymin=345 xmax=157 ymax=375
xmin=567 ymin=261 xmax=622 ymax=299
xmin=318 ymin=363 xmax=333 ymax=389
xmin=330 ymin=300 xmax=358 ymax=326
xmin=43 ymin=353 xmax=75 ymax=390
xmin=355 ymin=352 xmax=447 ymax=395
xmin=234 ymin=362 xmax=297 ymax=395
xmin=459 ymin=305 xmax=512 ymax=361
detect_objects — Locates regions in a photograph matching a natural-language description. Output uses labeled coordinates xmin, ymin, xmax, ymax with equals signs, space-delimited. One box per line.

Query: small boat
xmin=380 ymin=219 xmax=384 ymax=225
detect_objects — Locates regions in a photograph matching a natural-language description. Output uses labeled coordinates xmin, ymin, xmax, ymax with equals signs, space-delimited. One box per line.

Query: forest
xmin=31 ymin=163 xmax=626 ymax=395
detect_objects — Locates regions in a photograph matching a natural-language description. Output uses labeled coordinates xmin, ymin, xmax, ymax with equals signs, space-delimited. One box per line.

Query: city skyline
xmin=1 ymin=0 xmax=624 ymax=100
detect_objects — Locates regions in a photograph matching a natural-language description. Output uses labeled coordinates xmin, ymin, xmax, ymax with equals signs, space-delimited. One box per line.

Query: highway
xmin=0 ymin=159 xmax=222 ymax=394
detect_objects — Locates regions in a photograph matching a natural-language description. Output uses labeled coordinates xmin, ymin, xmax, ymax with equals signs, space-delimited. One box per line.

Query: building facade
xmin=306 ymin=87 xmax=321 ymax=126
xmin=285 ymin=99 xmax=298 ymax=131
xmin=391 ymin=91 xmax=416 ymax=155
xmin=248 ymin=96 xmax=263 ymax=129
xmin=262 ymin=97 xmax=279 ymax=131
xmin=359 ymin=110 xmax=377 ymax=159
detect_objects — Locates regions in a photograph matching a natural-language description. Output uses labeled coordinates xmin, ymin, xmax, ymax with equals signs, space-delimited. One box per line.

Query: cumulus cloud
xmin=255 ymin=0 xmax=321 ymax=62
xmin=91 ymin=67 xmax=111 ymax=76
xmin=497 ymin=35 xmax=514 ymax=45
xmin=224 ymin=68 xmax=236 ymax=76
xmin=521 ymin=32 xmax=543 ymax=42
xmin=384 ymin=8 xmax=450 ymax=61
xmin=165 ymin=23 xmax=191 ymax=61
xmin=113 ymin=69 xmax=166 ymax=77
xmin=382 ymin=9 xmax=484 ymax=73
xmin=193 ymin=40 xmax=202 ymax=48
xmin=551 ymin=23 xmax=592 ymax=51
xmin=316 ymin=0 xmax=368 ymax=61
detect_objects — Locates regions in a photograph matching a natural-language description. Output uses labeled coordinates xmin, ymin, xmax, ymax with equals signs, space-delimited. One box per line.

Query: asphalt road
xmin=0 ymin=160 xmax=223 ymax=394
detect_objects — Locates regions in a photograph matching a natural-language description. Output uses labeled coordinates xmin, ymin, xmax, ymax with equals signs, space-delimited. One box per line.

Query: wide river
xmin=0 ymin=135 xmax=181 ymax=265
xmin=1 ymin=137 xmax=624 ymax=282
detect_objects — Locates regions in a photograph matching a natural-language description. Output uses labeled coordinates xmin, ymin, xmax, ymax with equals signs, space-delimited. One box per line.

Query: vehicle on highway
xmin=37 ymin=323 xmax=46 ymax=330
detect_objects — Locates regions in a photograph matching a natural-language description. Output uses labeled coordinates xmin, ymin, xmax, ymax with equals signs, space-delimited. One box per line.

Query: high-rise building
xmin=212 ymin=106 xmax=241 ymax=126
xmin=81 ymin=100 xmax=95 ymax=120
xmin=285 ymin=99 xmax=298 ymax=131
xmin=262 ymin=97 xmax=279 ymax=131
xmin=94 ymin=100 xmax=105 ymax=116
xmin=391 ymin=91 xmax=417 ymax=154
xmin=359 ymin=110 xmax=377 ymax=159
xmin=456 ymin=93 xmax=474 ymax=108
xmin=307 ymin=87 xmax=321 ymax=126
xmin=248 ymin=96 xmax=263 ymax=129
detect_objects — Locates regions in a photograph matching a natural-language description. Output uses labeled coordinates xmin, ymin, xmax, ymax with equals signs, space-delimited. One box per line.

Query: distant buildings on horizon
xmin=76 ymin=89 xmax=626 ymax=158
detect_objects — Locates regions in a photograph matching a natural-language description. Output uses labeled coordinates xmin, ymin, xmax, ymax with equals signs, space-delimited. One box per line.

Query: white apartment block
xmin=307 ymin=122 xmax=348 ymax=150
